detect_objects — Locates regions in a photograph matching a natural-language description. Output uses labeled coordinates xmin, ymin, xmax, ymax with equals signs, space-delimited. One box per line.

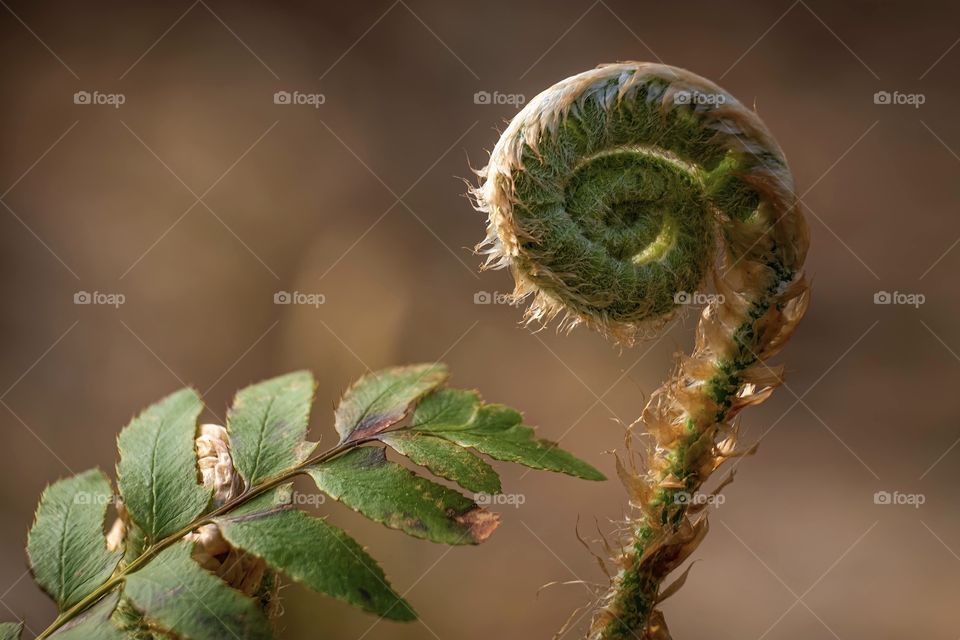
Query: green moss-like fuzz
xmin=506 ymin=77 xmax=725 ymax=328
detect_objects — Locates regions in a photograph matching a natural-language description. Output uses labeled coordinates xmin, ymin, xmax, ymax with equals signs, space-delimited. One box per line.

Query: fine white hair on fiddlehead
xmin=472 ymin=62 xmax=809 ymax=639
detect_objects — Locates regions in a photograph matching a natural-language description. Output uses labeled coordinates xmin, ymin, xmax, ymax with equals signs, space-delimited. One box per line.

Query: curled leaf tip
xmin=455 ymin=507 xmax=501 ymax=544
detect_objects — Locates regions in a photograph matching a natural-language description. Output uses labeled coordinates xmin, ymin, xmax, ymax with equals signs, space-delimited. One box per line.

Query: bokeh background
xmin=1 ymin=1 xmax=958 ymax=638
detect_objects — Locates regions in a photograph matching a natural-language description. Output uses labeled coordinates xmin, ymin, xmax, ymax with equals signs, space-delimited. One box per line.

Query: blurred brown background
xmin=1 ymin=1 xmax=958 ymax=638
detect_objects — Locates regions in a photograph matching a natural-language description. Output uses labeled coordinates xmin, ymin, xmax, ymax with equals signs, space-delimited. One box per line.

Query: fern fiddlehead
xmin=473 ymin=62 xmax=810 ymax=639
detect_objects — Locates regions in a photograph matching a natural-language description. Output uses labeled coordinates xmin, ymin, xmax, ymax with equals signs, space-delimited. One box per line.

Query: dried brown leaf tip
xmin=456 ymin=507 xmax=502 ymax=544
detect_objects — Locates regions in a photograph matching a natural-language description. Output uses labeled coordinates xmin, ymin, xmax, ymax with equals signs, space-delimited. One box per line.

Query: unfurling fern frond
xmin=10 ymin=365 xmax=604 ymax=639
xmin=473 ymin=62 xmax=810 ymax=639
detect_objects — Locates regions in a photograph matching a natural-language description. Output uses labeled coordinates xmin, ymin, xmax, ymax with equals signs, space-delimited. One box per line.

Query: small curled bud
xmin=188 ymin=424 xmax=275 ymax=611
xmin=107 ymin=423 xmax=279 ymax=622
xmin=195 ymin=423 xmax=243 ymax=506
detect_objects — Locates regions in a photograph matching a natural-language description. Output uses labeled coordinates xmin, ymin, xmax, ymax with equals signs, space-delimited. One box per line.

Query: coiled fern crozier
xmin=473 ymin=62 xmax=810 ymax=639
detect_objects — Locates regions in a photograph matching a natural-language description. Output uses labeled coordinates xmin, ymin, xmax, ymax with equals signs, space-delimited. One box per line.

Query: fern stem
xmin=473 ymin=62 xmax=810 ymax=639
xmin=35 ymin=437 xmax=371 ymax=639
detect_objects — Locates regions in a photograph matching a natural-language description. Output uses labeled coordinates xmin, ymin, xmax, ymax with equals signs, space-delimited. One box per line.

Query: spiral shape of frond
xmin=474 ymin=62 xmax=810 ymax=639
